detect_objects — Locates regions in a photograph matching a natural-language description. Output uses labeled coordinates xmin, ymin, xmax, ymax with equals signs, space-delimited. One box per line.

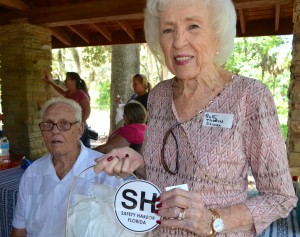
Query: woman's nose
xmin=173 ymin=30 xmax=188 ymax=49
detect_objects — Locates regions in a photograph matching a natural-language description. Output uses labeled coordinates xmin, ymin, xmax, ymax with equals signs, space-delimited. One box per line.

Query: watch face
xmin=213 ymin=218 xmax=224 ymax=232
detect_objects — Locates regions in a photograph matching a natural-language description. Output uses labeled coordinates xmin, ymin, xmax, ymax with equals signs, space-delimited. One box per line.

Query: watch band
xmin=208 ymin=209 xmax=220 ymax=236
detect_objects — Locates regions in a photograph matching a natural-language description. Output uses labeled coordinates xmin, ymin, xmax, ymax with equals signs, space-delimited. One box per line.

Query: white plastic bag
xmin=115 ymin=103 xmax=125 ymax=125
xmin=66 ymin=183 xmax=147 ymax=237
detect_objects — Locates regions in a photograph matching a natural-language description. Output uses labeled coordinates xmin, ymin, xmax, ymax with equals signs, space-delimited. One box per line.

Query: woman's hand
xmin=94 ymin=147 xmax=145 ymax=178
xmin=44 ymin=71 xmax=52 ymax=83
xmin=156 ymin=188 xmax=212 ymax=236
xmin=115 ymin=95 xmax=122 ymax=104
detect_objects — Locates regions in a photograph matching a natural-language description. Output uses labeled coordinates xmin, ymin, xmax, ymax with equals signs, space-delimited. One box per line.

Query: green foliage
xmin=281 ymin=124 xmax=288 ymax=139
xmin=82 ymin=46 xmax=112 ymax=68
xmin=96 ymin=79 xmax=111 ymax=110
xmin=224 ymin=35 xmax=292 ymax=136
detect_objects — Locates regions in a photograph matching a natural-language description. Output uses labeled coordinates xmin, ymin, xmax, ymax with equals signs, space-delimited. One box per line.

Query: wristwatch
xmin=208 ymin=209 xmax=224 ymax=236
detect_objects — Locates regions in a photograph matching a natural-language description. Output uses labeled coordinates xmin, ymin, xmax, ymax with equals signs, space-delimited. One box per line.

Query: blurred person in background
xmin=116 ymin=73 xmax=152 ymax=110
xmin=94 ymin=101 xmax=147 ymax=154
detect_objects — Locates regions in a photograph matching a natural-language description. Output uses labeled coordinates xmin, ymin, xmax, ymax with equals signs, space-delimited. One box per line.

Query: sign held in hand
xmin=114 ymin=180 xmax=161 ymax=233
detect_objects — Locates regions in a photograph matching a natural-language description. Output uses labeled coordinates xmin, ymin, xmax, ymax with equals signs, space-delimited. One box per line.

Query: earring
xmin=215 ymin=51 xmax=219 ymax=55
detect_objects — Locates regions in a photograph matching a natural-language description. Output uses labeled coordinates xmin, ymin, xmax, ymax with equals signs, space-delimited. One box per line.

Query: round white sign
xmin=114 ymin=180 xmax=161 ymax=233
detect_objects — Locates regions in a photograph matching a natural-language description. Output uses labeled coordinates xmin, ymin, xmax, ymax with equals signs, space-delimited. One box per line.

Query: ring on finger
xmin=178 ymin=208 xmax=186 ymax=220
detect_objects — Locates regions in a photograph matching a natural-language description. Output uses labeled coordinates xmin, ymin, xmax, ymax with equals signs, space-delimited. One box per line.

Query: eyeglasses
xmin=39 ymin=121 xmax=79 ymax=131
xmin=161 ymin=122 xmax=181 ymax=175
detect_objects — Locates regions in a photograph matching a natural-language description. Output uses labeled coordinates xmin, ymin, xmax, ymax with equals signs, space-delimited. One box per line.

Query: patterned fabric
xmin=0 ymin=166 xmax=24 ymax=237
xmin=143 ymin=76 xmax=297 ymax=237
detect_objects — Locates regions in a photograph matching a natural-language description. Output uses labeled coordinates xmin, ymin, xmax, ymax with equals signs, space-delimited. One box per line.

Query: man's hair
xmin=40 ymin=97 xmax=82 ymax=122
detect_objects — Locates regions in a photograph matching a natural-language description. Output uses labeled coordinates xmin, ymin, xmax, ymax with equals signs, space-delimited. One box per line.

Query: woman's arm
xmin=44 ymin=72 xmax=66 ymax=96
xmin=94 ymin=134 xmax=130 ymax=153
xmin=243 ymin=85 xmax=297 ymax=234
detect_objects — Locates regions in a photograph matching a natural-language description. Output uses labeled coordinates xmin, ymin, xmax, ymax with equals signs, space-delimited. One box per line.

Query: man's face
xmin=41 ymin=103 xmax=83 ymax=157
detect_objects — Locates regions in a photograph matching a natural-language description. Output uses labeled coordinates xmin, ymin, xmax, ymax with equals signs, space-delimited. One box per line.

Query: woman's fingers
xmin=154 ymin=189 xmax=211 ymax=235
xmin=93 ymin=147 xmax=143 ymax=177
xmin=93 ymin=155 xmax=116 ymax=173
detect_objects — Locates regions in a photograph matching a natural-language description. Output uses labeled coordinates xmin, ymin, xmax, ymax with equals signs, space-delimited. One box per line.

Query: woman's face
xmin=159 ymin=1 xmax=218 ymax=80
xmin=64 ymin=75 xmax=76 ymax=90
xmin=132 ymin=77 xmax=146 ymax=96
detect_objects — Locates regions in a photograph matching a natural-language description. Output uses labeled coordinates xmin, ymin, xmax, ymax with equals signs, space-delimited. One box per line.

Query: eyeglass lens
xmin=39 ymin=122 xmax=77 ymax=131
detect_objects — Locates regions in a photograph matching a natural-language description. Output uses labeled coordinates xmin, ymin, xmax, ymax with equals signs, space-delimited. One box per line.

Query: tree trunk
xmin=110 ymin=44 xmax=140 ymax=132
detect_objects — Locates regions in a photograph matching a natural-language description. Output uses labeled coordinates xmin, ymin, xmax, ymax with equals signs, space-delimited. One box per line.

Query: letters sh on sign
xmin=114 ymin=180 xmax=161 ymax=233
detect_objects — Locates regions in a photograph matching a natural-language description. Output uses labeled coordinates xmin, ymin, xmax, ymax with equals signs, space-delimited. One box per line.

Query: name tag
xmin=203 ymin=112 xmax=233 ymax=128
xmin=165 ymin=184 xmax=189 ymax=191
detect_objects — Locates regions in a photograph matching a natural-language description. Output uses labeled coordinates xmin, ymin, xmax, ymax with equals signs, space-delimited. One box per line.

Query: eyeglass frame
xmin=39 ymin=121 xmax=79 ymax=131
xmin=161 ymin=122 xmax=181 ymax=175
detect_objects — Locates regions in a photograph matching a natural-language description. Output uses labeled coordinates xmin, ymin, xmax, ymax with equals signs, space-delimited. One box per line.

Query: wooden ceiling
xmin=0 ymin=0 xmax=295 ymax=49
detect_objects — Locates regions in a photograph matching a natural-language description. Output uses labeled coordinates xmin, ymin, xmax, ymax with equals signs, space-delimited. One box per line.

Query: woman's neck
xmin=173 ymin=68 xmax=232 ymax=122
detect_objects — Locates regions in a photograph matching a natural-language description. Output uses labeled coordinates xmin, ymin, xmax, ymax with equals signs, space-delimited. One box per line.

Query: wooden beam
xmin=234 ymin=0 xmax=293 ymax=9
xmin=92 ymin=23 xmax=112 ymax=42
xmin=0 ymin=0 xmax=29 ymax=10
xmin=51 ymin=29 xmax=145 ymax=49
xmin=238 ymin=8 xmax=246 ymax=34
xmin=51 ymin=27 xmax=72 ymax=46
xmin=118 ymin=20 xmax=135 ymax=40
xmin=236 ymin=19 xmax=293 ymax=37
xmin=0 ymin=0 xmax=145 ymax=27
xmin=67 ymin=25 xmax=90 ymax=44
xmin=275 ymin=4 xmax=281 ymax=31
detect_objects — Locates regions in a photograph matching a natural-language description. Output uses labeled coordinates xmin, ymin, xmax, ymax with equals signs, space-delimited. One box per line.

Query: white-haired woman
xmin=94 ymin=0 xmax=297 ymax=236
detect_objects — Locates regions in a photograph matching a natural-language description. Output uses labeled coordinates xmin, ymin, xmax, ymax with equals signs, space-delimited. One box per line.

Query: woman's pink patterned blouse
xmin=142 ymin=75 xmax=297 ymax=237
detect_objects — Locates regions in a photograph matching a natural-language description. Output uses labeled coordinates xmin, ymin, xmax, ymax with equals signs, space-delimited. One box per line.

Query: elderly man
xmin=11 ymin=97 xmax=123 ymax=237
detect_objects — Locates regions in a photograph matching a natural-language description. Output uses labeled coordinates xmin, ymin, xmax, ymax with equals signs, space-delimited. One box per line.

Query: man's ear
xmin=78 ymin=122 xmax=85 ymax=138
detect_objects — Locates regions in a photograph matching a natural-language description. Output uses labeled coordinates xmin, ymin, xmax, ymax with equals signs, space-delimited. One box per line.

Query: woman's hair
xmin=144 ymin=0 xmax=237 ymax=66
xmin=132 ymin=74 xmax=152 ymax=93
xmin=40 ymin=97 xmax=82 ymax=123
xmin=66 ymin=72 xmax=90 ymax=97
xmin=124 ymin=101 xmax=147 ymax=124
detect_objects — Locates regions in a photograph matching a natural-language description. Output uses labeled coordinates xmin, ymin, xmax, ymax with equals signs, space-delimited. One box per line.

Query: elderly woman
xmin=94 ymin=0 xmax=297 ymax=236
xmin=11 ymin=97 xmax=122 ymax=237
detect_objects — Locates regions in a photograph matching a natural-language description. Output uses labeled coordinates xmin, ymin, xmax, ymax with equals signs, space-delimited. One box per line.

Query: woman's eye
xmin=162 ymin=28 xmax=173 ymax=34
xmin=189 ymin=24 xmax=199 ymax=30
